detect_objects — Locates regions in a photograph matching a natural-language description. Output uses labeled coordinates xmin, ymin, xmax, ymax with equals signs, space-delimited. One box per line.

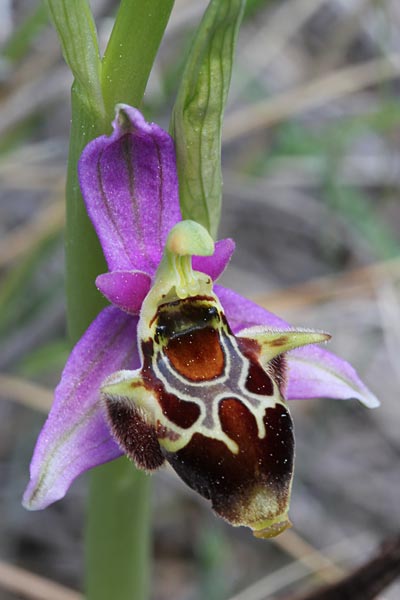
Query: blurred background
xmin=1 ymin=0 xmax=400 ymax=598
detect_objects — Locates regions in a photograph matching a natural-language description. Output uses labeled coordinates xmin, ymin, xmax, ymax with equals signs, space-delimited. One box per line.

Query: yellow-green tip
xmin=166 ymin=220 xmax=214 ymax=257
xmin=252 ymin=514 xmax=292 ymax=539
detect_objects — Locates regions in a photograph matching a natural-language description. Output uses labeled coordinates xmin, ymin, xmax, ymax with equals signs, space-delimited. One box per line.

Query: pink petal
xmin=78 ymin=105 xmax=181 ymax=274
xmin=215 ymin=286 xmax=378 ymax=408
xmin=193 ymin=238 xmax=235 ymax=281
xmin=23 ymin=307 xmax=139 ymax=510
xmin=96 ymin=270 xmax=151 ymax=314
xmin=287 ymin=345 xmax=379 ymax=408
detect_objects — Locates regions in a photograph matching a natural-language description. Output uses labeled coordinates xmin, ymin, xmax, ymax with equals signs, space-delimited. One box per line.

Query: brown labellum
xmin=101 ymin=222 xmax=329 ymax=537
xmin=103 ymin=295 xmax=295 ymax=536
xmin=165 ymin=401 xmax=294 ymax=537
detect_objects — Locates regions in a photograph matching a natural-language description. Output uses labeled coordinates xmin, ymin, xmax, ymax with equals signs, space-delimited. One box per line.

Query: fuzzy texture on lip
xmin=23 ymin=105 xmax=379 ymax=513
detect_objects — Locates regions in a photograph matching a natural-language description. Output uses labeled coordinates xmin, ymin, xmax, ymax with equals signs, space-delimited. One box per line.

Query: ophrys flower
xmin=23 ymin=106 xmax=378 ymax=538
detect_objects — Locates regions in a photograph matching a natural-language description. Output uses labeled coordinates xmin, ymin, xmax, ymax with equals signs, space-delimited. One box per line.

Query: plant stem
xmin=101 ymin=0 xmax=174 ymax=119
xmin=63 ymin=2 xmax=174 ymax=596
xmin=65 ymin=86 xmax=151 ymax=600
xmin=65 ymin=85 xmax=106 ymax=344
xmin=86 ymin=460 xmax=151 ymax=600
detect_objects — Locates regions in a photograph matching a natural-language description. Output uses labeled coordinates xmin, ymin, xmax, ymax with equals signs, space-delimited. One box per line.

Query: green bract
xmin=171 ymin=0 xmax=245 ymax=239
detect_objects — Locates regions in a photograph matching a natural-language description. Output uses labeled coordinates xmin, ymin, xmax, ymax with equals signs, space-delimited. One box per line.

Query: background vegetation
xmin=0 ymin=0 xmax=399 ymax=598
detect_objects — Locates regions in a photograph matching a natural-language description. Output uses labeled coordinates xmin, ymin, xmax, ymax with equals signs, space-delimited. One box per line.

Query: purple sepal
xmin=287 ymin=345 xmax=379 ymax=408
xmin=78 ymin=105 xmax=181 ymax=275
xmin=96 ymin=271 xmax=151 ymax=315
xmin=215 ymin=285 xmax=378 ymax=408
xmin=23 ymin=307 xmax=139 ymax=510
xmin=193 ymin=238 xmax=235 ymax=281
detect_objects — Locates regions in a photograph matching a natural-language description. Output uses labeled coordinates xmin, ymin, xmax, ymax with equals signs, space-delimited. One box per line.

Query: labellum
xmin=102 ymin=221 xmax=329 ymax=537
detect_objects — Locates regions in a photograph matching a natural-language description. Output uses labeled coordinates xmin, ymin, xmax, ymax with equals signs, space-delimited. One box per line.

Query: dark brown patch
xmin=158 ymin=388 xmax=201 ymax=428
xmin=141 ymin=339 xmax=155 ymax=365
xmin=164 ymin=327 xmax=225 ymax=381
xmin=220 ymin=312 xmax=233 ymax=334
xmin=245 ymin=361 xmax=274 ymax=396
xmin=237 ymin=336 xmax=274 ymax=395
xmin=260 ymin=405 xmax=295 ymax=483
xmin=164 ymin=400 xmax=294 ymax=525
xmin=150 ymin=295 xmax=216 ymax=330
xmin=140 ymin=339 xmax=201 ymax=428
xmin=236 ymin=336 xmax=261 ymax=361
xmin=106 ymin=400 xmax=164 ymax=471
xmin=269 ymin=335 xmax=289 ymax=347
xmin=238 ymin=336 xmax=287 ymax=396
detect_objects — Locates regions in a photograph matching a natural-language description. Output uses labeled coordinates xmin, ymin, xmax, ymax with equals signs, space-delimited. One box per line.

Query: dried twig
xmin=227 ymin=533 xmax=371 ymax=600
xmin=0 ymin=373 xmax=53 ymax=413
xmin=0 ymin=559 xmax=81 ymax=600
xmin=289 ymin=534 xmax=400 ymax=600
xmin=253 ymin=257 xmax=400 ymax=313
xmin=273 ymin=530 xmax=344 ymax=582
xmin=0 ymin=198 xmax=64 ymax=268
xmin=0 ymin=66 xmax=71 ymax=138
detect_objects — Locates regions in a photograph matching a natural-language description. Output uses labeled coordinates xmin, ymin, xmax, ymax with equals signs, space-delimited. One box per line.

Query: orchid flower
xmin=23 ymin=106 xmax=378 ymax=538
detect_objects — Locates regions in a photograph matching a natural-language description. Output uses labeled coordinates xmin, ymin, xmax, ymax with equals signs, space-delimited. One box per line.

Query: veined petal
xmin=193 ymin=238 xmax=235 ymax=281
xmin=215 ymin=285 xmax=378 ymax=408
xmin=287 ymin=345 xmax=379 ymax=408
xmin=96 ymin=271 xmax=151 ymax=315
xmin=79 ymin=105 xmax=181 ymax=274
xmin=23 ymin=307 xmax=139 ymax=510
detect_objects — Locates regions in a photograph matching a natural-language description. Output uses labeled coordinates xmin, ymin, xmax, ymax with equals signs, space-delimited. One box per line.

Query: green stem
xmin=86 ymin=460 xmax=151 ymax=600
xmin=65 ymin=84 xmax=106 ymax=344
xmin=101 ymin=0 xmax=174 ymax=119
xmin=62 ymin=3 xmax=174 ymax=597
xmin=65 ymin=86 xmax=151 ymax=600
